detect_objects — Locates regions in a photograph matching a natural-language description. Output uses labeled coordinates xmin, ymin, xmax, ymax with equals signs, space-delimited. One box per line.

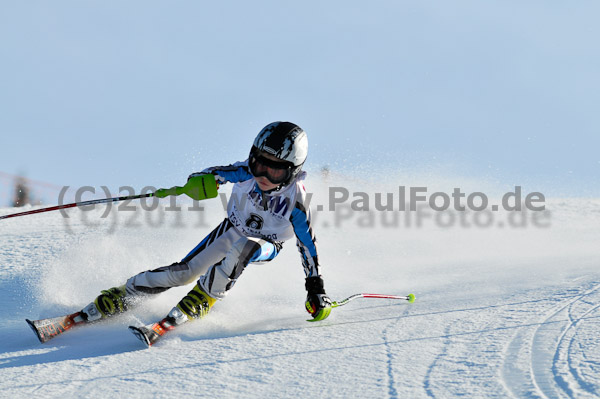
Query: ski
xmin=128 ymin=322 xmax=170 ymax=347
xmin=26 ymin=312 xmax=86 ymax=343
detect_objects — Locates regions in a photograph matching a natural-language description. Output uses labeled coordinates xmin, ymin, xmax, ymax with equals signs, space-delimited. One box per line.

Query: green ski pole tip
xmin=408 ymin=294 xmax=415 ymax=303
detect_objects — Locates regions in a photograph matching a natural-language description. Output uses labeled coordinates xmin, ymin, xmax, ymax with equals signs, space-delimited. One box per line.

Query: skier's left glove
xmin=305 ymin=276 xmax=332 ymax=321
xmin=187 ymin=173 xmax=220 ymax=190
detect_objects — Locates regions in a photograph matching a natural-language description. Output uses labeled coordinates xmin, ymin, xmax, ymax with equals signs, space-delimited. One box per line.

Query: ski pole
xmin=331 ymin=293 xmax=415 ymax=308
xmin=0 ymin=193 xmax=152 ymax=220
xmin=0 ymin=174 xmax=218 ymax=221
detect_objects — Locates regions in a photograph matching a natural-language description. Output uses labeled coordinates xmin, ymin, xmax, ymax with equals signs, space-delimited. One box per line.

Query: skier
xmin=45 ymin=121 xmax=332 ymax=345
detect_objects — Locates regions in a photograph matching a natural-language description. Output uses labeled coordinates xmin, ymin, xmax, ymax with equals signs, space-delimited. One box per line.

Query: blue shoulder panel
xmin=198 ymin=160 xmax=253 ymax=184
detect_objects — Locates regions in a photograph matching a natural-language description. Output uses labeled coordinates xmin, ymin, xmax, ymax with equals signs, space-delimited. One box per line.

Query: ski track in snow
xmin=501 ymin=282 xmax=600 ymax=399
xmin=1 ymin=190 xmax=599 ymax=398
xmin=381 ymin=305 xmax=412 ymax=399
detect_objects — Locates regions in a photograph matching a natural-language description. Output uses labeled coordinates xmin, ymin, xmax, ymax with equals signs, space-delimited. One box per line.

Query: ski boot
xmin=82 ymin=285 xmax=129 ymax=321
xmin=129 ymin=284 xmax=216 ymax=347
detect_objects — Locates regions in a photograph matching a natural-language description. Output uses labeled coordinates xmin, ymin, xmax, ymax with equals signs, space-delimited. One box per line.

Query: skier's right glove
xmin=305 ymin=276 xmax=332 ymax=321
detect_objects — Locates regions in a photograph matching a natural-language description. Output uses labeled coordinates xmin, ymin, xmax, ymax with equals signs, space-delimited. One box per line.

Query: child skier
xmin=32 ymin=121 xmax=332 ymax=346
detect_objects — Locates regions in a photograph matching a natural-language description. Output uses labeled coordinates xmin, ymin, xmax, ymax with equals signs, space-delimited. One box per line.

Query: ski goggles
xmin=249 ymin=153 xmax=293 ymax=184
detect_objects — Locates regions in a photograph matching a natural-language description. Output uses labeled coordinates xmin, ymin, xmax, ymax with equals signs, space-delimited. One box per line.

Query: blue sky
xmin=1 ymin=1 xmax=599 ymax=206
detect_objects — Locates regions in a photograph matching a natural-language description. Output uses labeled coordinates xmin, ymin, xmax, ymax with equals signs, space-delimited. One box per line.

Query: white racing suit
xmin=125 ymin=160 xmax=321 ymax=300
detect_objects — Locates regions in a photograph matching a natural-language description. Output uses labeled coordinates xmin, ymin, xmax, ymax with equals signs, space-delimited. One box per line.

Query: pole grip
xmin=154 ymin=174 xmax=219 ymax=201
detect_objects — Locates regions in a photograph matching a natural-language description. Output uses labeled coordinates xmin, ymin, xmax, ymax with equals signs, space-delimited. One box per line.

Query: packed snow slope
xmin=1 ymin=173 xmax=599 ymax=398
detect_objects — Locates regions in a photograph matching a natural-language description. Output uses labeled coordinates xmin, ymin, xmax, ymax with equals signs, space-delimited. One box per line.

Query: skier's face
xmin=250 ymin=151 xmax=291 ymax=190
xmin=255 ymin=175 xmax=279 ymax=191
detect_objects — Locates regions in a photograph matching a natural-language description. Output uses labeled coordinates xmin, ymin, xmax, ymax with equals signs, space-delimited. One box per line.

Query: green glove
xmin=305 ymin=276 xmax=332 ymax=322
xmin=154 ymin=174 xmax=219 ymax=201
xmin=305 ymin=295 xmax=332 ymax=321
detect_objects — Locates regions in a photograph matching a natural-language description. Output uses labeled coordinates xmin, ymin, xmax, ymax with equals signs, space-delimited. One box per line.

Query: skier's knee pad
xmin=225 ymin=238 xmax=263 ymax=268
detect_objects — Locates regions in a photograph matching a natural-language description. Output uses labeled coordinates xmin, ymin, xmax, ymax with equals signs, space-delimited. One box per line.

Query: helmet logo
xmin=263 ymin=146 xmax=277 ymax=155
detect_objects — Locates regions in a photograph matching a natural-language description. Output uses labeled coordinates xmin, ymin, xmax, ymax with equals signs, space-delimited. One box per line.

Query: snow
xmin=1 ymin=175 xmax=599 ymax=398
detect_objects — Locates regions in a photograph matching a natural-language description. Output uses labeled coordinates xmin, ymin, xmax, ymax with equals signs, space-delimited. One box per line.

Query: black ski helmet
xmin=249 ymin=121 xmax=308 ymax=186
